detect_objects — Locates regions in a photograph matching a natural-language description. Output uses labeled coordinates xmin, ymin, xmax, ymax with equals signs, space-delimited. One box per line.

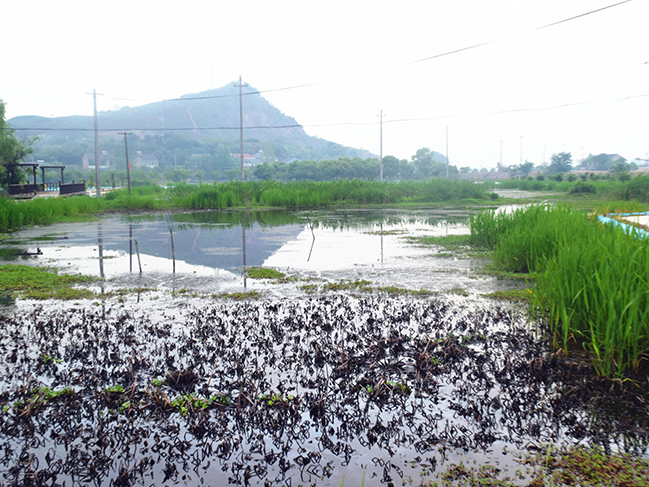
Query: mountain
xmin=8 ymin=83 xmax=372 ymax=162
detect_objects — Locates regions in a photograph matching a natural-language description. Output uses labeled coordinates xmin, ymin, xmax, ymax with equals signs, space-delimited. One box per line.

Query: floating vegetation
xmin=243 ymin=266 xmax=287 ymax=280
xmin=211 ymin=290 xmax=261 ymax=300
xmin=0 ymin=297 xmax=646 ymax=485
xmin=0 ymin=263 xmax=95 ymax=300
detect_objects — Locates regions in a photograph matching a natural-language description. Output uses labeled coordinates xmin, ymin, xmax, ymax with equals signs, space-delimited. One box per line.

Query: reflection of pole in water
xmin=98 ymin=223 xmax=105 ymax=279
xmin=380 ymin=222 xmax=384 ymax=265
xmin=98 ymin=224 xmax=105 ymax=311
xmin=129 ymin=224 xmax=133 ymax=273
xmin=242 ymin=225 xmax=247 ymax=288
xmin=307 ymin=217 xmax=316 ymax=262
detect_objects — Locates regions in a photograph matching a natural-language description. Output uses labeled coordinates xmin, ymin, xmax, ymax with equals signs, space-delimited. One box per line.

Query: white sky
xmin=2 ymin=0 xmax=648 ymax=169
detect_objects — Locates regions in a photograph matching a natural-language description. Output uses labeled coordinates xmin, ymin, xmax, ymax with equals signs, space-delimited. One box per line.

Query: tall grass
xmin=470 ymin=205 xmax=649 ymax=376
xmin=0 ymin=179 xmax=493 ymax=232
xmin=168 ymin=179 xmax=493 ymax=209
xmin=0 ymin=196 xmax=102 ymax=232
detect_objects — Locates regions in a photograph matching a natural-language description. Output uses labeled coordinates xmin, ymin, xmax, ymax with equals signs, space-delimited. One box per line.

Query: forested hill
xmin=8 ymin=83 xmax=372 ymax=161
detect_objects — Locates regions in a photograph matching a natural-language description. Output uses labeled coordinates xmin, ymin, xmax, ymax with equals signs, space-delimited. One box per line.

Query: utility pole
xmin=378 ymin=110 xmax=385 ymax=182
xmin=234 ymin=75 xmax=248 ymax=181
xmin=445 ymin=126 xmax=449 ymax=178
xmin=519 ymin=135 xmax=524 ymax=165
xmin=87 ymin=89 xmax=103 ymax=199
xmin=500 ymin=140 xmax=503 ymax=169
xmin=118 ymin=132 xmax=133 ymax=195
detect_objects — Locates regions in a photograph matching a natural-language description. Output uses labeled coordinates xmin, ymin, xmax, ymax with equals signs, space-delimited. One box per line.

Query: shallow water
xmin=1 ymin=208 xmax=646 ymax=486
xmin=0 ymin=208 xmax=517 ymax=298
xmin=0 ymin=295 xmax=646 ymax=486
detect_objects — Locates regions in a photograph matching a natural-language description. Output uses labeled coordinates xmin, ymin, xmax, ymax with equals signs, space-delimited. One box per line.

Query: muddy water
xmin=0 ymin=209 xmax=647 ymax=486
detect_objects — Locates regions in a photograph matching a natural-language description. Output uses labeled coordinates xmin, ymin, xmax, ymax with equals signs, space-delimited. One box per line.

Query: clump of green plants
xmin=0 ymin=264 xmax=95 ymax=300
xmin=8 ymin=386 xmax=74 ymax=416
xmin=258 ymin=392 xmax=295 ymax=406
xmin=470 ymin=204 xmax=649 ymax=377
xmin=212 ymin=291 xmax=261 ymax=300
xmin=243 ymin=267 xmax=287 ymax=280
xmin=104 ymin=384 xmax=126 ymax=394
xmin=386 ymin=380 xmax=411 ymax=395
xmin=171 ymin=393 xmax=230 ymax=417
xmin=41 ymin=353 xmax=61 ymax=365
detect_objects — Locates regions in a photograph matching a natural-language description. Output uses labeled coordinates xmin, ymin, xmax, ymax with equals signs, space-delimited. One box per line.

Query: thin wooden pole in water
xmin=135 ymin=239 xmax=142 ymax=274
xmin=170 ymin=228 xmax=176 ymax=274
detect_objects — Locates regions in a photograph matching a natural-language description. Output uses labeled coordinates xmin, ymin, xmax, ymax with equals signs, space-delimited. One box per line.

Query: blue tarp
xmin=598 ymin=212 xmax=649 ymax=240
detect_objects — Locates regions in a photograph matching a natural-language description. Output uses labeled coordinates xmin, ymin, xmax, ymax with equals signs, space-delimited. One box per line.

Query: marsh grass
xmin=243 ymin=267 xmax=287 ymax=280
xmin=0 ymin=264 xmax=95 ymax=300
xmin=470 ymin=205 xmax=649 ymax=376
xmin=0 ymin=179 xmax=494 ymax=233
xmin=211 ymin=291 xmax=261 ymax=300
xmin=167 ymin=179 xmax=493 ymax=210
xmin=415 ymin=445 xmax=649 ymax=486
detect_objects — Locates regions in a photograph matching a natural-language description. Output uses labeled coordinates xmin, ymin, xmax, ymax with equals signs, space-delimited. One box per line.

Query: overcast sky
xmin=2 ymin=0 xmax=648 ymax=168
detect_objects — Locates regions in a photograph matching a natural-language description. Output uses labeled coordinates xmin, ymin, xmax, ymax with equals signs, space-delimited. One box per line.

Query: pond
xmin=0 ymin=208 xmax=517 ymax=298
xmin=0 ymin=208 xmax=646 ymax=486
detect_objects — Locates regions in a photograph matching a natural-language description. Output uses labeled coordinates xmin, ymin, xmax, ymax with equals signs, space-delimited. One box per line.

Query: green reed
xmin=168 ymin=179 xmax=492 ymax=209
xmin=470 ymin=205 xmax=649 ymax=376
xmin=0 ymin=195 xmax=102 ymax=232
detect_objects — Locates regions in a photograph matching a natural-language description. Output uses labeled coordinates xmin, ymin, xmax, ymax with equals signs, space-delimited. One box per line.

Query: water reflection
xmin=0 ymin=209 xmax=493 ymax=294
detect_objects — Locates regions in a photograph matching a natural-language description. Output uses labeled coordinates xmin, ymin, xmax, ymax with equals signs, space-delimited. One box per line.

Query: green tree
xmin=411 ymin=148 xmax=434 ymax=179
xmin=519 ymin=161 xmax=535 ymax=177
xmin=253 ymin=162 xmax=276 ymax=180
xmin=0 ymin=99 xmax=36 ymax=186
xmin=547 ymin=152 xmax=573 ymax=175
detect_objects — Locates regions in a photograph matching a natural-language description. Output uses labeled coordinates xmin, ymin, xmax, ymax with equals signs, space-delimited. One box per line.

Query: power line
xmin=7 ymin=92 xmax=648 ymax=133
xmin=407 ymin=0 xmax=632 ymax=65
xmin=161 ymin=2 xmax=632 ymax=106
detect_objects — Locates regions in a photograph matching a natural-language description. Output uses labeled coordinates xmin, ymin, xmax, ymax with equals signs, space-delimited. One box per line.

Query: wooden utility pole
xmin=234 ymin=76 xmax=248 ymax=181
xmin=445 ymin=126 xmax=449 ymax=179
xmin=118 ymin=132 xmax=133 ymax=195
xmin=87 ymin=89 xmax=103 ymax=198
xmin=378 ymin=110 xmax=385 ymax=182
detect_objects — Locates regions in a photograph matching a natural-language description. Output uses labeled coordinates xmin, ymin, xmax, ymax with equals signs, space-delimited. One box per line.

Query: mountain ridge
xmin=8 ymin=83 xmax=373 ymax=160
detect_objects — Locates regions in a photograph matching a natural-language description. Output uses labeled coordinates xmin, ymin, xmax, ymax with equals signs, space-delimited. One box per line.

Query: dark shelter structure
xmin=5 ymin=163 xmax=86 ymax=197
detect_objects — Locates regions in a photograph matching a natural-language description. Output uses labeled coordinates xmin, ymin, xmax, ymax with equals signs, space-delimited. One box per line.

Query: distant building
xmin=131 ymin=151 xmax=159 ymax=168
xmin=232 ymin=153 xmax=256 ymax=167
xmin=282 ymin=157 xmax=300 ymax=164
xmin=82 ymin=151 xmax=115 ymax=170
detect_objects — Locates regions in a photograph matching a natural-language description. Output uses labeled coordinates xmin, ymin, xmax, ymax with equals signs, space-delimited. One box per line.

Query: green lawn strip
xmin=0 ymin=264 xmax=95 ymax=300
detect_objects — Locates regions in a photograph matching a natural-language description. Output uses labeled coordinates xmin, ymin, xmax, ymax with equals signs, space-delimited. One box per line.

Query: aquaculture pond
xmin=0 ymin=208 xmax=515 ymax=298
xmin=0 ymin=209 xmax=647 ymax=486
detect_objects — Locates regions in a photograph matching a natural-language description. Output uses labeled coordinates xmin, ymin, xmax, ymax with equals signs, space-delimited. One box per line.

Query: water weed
xmin=0 ymin=264 xmax=95 ymax=300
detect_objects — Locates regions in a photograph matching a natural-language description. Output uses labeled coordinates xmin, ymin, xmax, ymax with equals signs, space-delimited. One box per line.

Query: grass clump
xmin=212 ymin=291 xmax=261 ymax=301
xmin=0 ymin=264 xmax=95 ymax=300
xmin=243 ymin=267 xmax=287 ymax=280
xmin=417 ymin=445 xmax=649 ymax=486
xmin=8 ymin=387 xmax=75 ymax=416
xmin=470 ymin=204 xmax=649 ymax=377
xmin=482 ymin=289 xmax=533 ymax=302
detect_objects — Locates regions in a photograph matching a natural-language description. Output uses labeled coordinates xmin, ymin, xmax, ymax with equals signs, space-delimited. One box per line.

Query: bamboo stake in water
xmin=135 ymin=239 xmax=142 ymax=274
xmin=170 ymin=228 xmax=176 ymax=274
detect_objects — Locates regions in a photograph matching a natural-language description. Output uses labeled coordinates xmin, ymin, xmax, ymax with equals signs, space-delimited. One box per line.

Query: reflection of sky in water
xmin=0 ymin=210 xmax=520 ymax=294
